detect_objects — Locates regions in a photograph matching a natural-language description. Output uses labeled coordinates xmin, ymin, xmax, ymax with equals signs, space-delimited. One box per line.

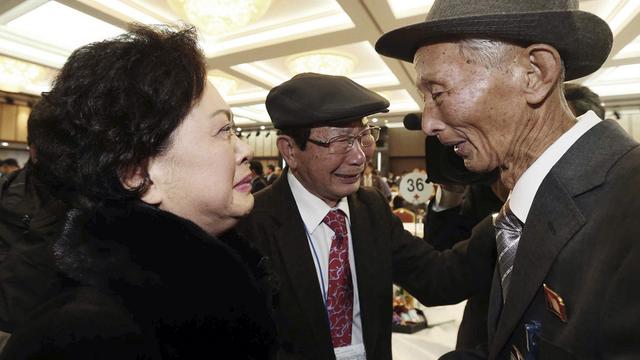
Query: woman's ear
xmin=276 ymin=135 xmax=298 ymax=170
xmin=522 ymin=43 xmax=563 ymax=105
xmin=121 ymin=163 xmax=162 ymax=205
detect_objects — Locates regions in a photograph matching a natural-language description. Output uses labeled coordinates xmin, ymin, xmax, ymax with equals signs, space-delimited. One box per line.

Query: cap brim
xmin=376 ymin=11 xmax=612 ymax=81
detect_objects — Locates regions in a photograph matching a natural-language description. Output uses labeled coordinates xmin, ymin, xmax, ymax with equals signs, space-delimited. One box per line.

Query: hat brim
xmin=376 ymin=10 xmax=612 ymax=81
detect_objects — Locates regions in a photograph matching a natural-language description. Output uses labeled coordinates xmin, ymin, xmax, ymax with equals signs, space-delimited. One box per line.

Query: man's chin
xmin=463 ymin=159 xmax=492 ymax=174
xmin=335 ymin=183 xmax=360 ymax=198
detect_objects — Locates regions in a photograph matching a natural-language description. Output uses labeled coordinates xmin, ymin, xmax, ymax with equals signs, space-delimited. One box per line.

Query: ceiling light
xmin=6 ymin=1 xmax=125 ymax=52
xmin=607 ymin=0 xmax=640 ymax=35
xmin=167 ymin=0 xmax=272 ymax=37
xmin=614 ymin=34 xmax=640 ymax=60
xmin=207 ymin=72 xmax=238 ymax=96
xmin=260 ymin=125 xmax=266 ymax=130
xmin=1 ymin=142 xmax=9 ymax=147
xmin=387 ymin=0 xmax=435 ymax=19
xmin=0 ymin=55 xmax=56 ymax=94
xmin=287 ymin=51 xmax=356 ymax=76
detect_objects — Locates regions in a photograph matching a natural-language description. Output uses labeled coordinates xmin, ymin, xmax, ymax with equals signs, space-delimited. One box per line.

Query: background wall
xmin=387 ymin=126 xmax=426 ymax=176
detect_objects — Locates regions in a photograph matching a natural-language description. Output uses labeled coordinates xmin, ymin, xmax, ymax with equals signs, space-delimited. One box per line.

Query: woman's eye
xmin=217 ymin=124 xmax=233 ymax=137
xmin=431 ymin=92 xmax=443 ymax=101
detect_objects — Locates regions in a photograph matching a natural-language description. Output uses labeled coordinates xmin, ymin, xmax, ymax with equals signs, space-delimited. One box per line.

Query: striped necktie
xmin=493 ymin=202 xmax=523 ymax=303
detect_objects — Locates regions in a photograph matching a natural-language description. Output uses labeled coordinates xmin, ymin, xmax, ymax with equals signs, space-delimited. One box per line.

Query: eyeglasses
xmin=307 ymin=126 xmax=381 ymax=154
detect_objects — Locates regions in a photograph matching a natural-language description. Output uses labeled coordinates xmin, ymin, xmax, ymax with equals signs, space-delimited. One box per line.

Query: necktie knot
xmin=323 ymin=209 xmax=348 ymax=239
xmin=493 ymin=202 xmax=522 ymax=232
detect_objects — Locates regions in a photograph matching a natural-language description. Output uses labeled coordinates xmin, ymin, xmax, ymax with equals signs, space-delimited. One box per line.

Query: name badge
xmin=334 ymin=343 xmax=366 ymax=360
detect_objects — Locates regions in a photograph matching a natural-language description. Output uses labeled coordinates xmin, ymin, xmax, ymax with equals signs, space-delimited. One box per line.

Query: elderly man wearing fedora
xmin=377 ymin=0 xmax=640 ymax=359
xmin=237 ymin=72 xmax=496 ymax=360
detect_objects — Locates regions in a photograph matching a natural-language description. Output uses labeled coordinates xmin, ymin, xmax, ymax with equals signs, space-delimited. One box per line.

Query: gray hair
xmin=457 ymin=38 xmax=566 ymax=84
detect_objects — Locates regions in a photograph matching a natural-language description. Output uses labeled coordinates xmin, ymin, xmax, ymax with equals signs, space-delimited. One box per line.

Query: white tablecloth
xmin=402 ymin=222 xmax=424 ymax=238
xmin=392 ymin=301 xmax=466 ymax=360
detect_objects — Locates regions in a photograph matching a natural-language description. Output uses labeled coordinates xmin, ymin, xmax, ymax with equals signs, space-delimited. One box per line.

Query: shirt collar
xmin=510 ymin=111 xmax=601 ymax=222
xmin=287 ymin=171 xmax=351 ymax=233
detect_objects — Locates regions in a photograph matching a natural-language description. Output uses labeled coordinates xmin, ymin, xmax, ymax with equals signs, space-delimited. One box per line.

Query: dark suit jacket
xmin=440 ymin=119 xmax=640 ymax=360
xmin=237 ymin=171 xmax=496 ymax=360
xmin=425 ymin=184 xmax=503 ymax=351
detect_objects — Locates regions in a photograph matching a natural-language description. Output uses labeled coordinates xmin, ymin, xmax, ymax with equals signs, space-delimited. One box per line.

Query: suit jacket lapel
xmin=347 ymin=193 xmax=381 ymax=356
xmin=489 ymin=120 xmax=636 ymax=356
xmin=487 ymin=264 xmax=502 ymax=344
xmin=490 ymin=175 xmax=585 ymax=354
xmin=269 ymin=175 xmax=334 ymax=351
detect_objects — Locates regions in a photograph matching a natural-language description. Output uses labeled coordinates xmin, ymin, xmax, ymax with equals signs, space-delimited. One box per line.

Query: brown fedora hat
xmin=375 ymin=0 xmax=612 ymax=80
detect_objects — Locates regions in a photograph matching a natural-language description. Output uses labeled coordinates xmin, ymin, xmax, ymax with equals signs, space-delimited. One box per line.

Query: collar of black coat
xmin=53 ymin=201 xmax=256 ymax=289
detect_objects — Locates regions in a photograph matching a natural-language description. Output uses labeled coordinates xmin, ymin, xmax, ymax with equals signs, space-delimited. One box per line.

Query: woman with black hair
xmin=0 ymin=24 xmax=276 ymax=359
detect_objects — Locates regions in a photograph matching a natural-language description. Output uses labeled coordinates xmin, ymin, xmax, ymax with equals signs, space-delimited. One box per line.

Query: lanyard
xmin=305 ymin=223 xmax=328 ymax=306
xmin=304 ymin=215 xmax=353 ymax=307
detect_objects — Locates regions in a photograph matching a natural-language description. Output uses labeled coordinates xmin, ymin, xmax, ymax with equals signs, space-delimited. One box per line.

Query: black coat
xmin=0 ymin=165 xmax=67 ymax=332
xmin=237 ymin=171 xmax=496 ymax=360
xmin=424 ymin=184 xmax=502 ymax=351
xmin=1 ymin=202 xmax=277 ymax=359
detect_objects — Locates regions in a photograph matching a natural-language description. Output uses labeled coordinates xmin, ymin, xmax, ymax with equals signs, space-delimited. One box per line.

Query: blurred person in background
xmin=0 ymin=103 xmax=69 ymax=352
xmin=0 ymin=24 xmax=276 ymax=359
xmin=250 ymin=160 xmax=268 ymax=193
xmin=0 ymin=159 xmax=19 ymax=178
xmin=564 ymin=83 xmax=605 ymax=120
xmin=361 ymin=162 xmax=392 ymax=201
xmin=265 ymin=163 xmax=278 ymax=185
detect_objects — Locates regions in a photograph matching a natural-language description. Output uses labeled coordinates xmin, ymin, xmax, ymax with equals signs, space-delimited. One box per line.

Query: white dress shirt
xmin=287 ymin=171 xmax=364 ymax=348
xmin=510 ymin=111 xmax=601 ymax=222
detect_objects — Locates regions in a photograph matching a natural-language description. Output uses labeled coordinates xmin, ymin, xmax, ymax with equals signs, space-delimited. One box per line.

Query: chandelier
xmin=0 ymin=55 xmax=55 ymax=94
xmin=167 ymin=0 xmax=273 ymax=37
xmin=287 ymin=51 xmax=356 ymax=76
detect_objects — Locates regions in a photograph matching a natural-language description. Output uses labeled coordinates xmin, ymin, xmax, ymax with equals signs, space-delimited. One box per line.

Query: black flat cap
xmin=266 ymin=72 xmax=389 ymax=129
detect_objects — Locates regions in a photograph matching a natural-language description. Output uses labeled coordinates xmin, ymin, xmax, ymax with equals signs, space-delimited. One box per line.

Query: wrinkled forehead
xmin=413 ymin=42 xmax=462 ymax=68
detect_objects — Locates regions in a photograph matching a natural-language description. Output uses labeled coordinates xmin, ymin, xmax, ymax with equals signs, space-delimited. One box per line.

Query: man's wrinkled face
xmin=414 ymin=42 xmax=524 ymax=173
xmin=292 ymin=120 xmax=374 ymax=205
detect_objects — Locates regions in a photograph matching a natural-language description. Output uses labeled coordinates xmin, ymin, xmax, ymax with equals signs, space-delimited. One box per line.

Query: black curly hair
xmin=32 ymin=24 xmax=207 ymax=209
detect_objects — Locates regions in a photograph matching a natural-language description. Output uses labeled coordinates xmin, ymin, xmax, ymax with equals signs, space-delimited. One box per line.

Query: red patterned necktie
xmin=323 ymin=209 xmax=353 ymax=348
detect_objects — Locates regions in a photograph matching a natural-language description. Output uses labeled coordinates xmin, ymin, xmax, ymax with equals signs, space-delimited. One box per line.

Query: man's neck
xmin=501 ymin=105 xmax=576 ymax=189
xmin=290 ymin=169 xmax=341 ymax=207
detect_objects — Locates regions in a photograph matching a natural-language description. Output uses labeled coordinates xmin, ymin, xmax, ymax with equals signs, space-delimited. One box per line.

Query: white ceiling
xmin=1 ymin=0 xmax=639 ymax=129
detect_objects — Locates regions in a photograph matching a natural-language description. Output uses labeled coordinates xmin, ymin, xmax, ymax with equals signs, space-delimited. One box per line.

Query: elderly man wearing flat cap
xmin=237 ymin=72 xmax=496 ymax=360
xmin=377 ymin=0 xmax=640 ymax=359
